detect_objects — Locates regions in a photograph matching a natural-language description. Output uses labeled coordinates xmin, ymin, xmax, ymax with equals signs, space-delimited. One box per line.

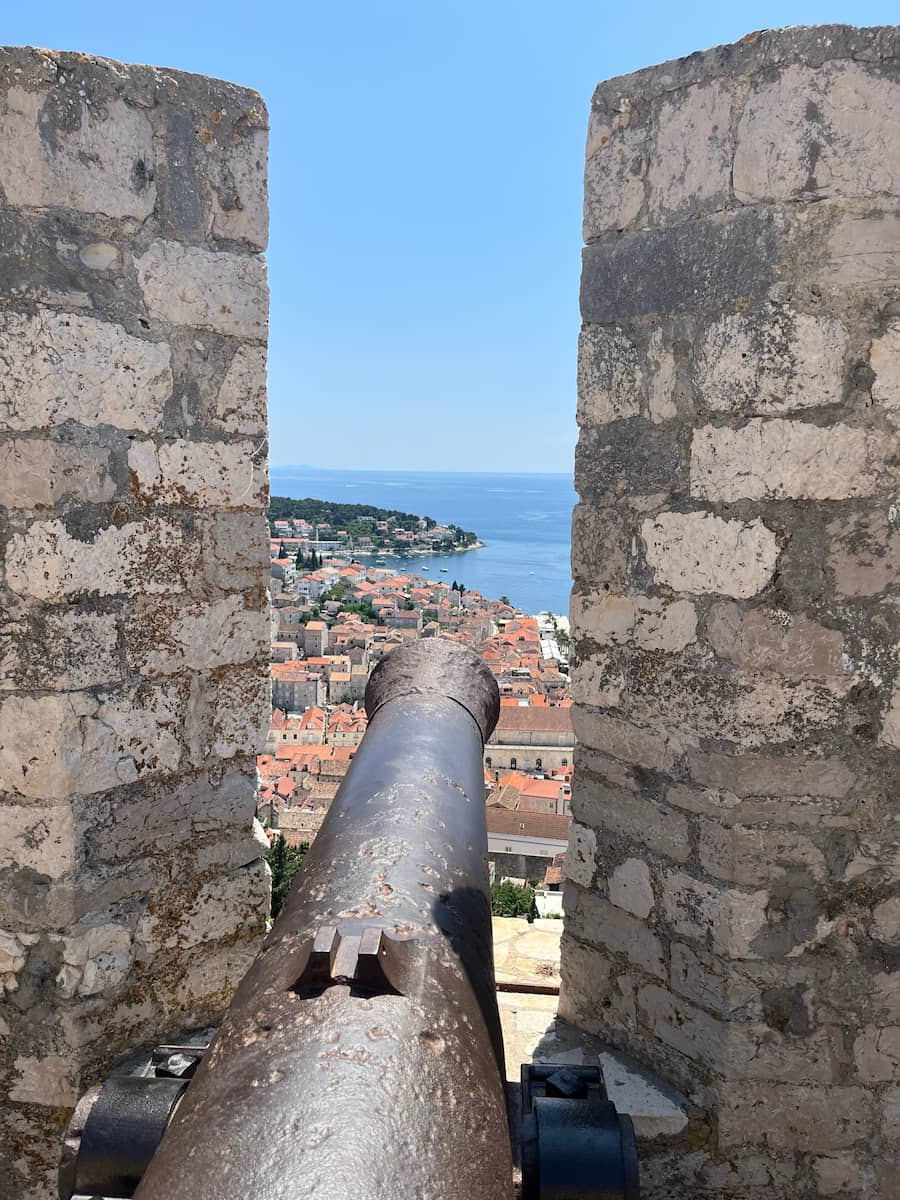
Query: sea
xmin=270 ymin=467 xmax=577 ymax=616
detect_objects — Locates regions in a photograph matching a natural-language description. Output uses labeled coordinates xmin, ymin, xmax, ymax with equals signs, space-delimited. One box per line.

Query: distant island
xmin=269 ymin=496 xmax=483 ymax=556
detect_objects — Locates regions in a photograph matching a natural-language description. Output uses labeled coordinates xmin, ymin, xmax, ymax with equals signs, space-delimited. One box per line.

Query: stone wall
xmin=0 ymin=48 xmax=270 ymax=1198
xmin=563 ymin=26 xmax=900 ymax=1198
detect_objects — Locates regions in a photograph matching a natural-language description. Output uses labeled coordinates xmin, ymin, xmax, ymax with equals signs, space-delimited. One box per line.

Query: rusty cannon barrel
xmin=133 ymin=638 xmax=513 ymax=1200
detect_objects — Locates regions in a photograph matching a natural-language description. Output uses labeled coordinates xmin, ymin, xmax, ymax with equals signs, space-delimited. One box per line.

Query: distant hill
xmin=270 ymin=495 xmax=433 ymax=530
xmin=269 ymin=496 xmax=479 ymax=547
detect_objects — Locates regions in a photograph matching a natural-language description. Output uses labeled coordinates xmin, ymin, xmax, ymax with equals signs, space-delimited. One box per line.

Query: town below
xmin=265 ymin=508 xmax=573 ymax=917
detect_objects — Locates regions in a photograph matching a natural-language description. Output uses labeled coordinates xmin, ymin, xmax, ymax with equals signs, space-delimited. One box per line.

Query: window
xmin=536 ymin=757 xmax=542 ymax=770
xmin=510 ymin=757 xmax=517 ymax=770
xmin=519 ymin=823 xmax=525 ymax=830
xmin=561 ymin=758 xmax=568 ymax=766
xmin=486 ymin=756 xmax=492 ymax=768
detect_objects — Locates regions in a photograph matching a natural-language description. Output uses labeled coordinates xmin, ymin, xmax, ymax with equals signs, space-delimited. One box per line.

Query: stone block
xmin=734 ymin=62 xmax=900 ymax=203
xmin=574 ymin=747 xmax=640 ymax=792
xmin=4 ymin=517 xmax=191 ymax=602
xmin=669 ymin=942 xmax=758 ymax=1014
xmin=0 ymin=440 xmax=114 ymax=509
xmin=128 ymin=438 xmax=267 ymax=509
xmin=558 ymin=932 xmax=614 ymax=1028
xmin=57 ymin=921 xmax=133 ymax=998
xmin=882 ymin=1085 xmax=900 ymax=1145
xmin=80 ymin=767 xmax=258 ymax=863
xmin=637 ymin=984 xmax=833 ymax=1084
xmin=827 ymin=509 xmax=900 ymax=598
xmin=686 ymin=748 xmax=854 ymax=800
xmin=135 ymin=860 xmax=269 ymax=954
xmin=572 ymin=779 xmax=691 ymax=863
xmin=572 ymin=708 xmax=684 ymax=773
xmin=0 ymin=309 xmax=172 ymax=432
xmin=0 ymin=85 xmax=155 ymax=219
xmin=0 ymin=609 xmax=121 ymax=691
xmin=574 ymin=593 xmax=697 ymax=652
xmin=565 ymin=885 xmax=666 ymax=979
xmin=575 ymin=419 xmax=687 ymax=504
xmin=0 ymin=686 xmax=183 ymax=800
xmin=645 ymin=327 xmax=678 ymax=424
xmin=583 ymin=107 xmax=647 ymax=237
xmin=699 ymin=824 xmax=827 ymax=888
xmin=871 ymin=322 xmax=900 ymax=414
xmin=209 ymin=128 xmax=269 ymax=249
xmin=614 ymin=650 xmax=850 ymax=749
xmin=691 ymin=419 xmax=892 ymax=502
xmin=608 ymin=857 xmax=654 ymax=919
xmin=9 ymin=1053 xmax=79 ymax=1105
xmin=717 ymin=1083 xmax=872 ymax=1151
xmin=577 ymin=326 xmax=642 ymax=425
xmin=135 ymin=239 xmax=268 ymax=338
xmin=872 ymin=896 xmax=900 ymax=945
xmin=641 ymin=511 xmax=779 ymax=598
xmin=818 ymin=212 xmax=900 ymax=290
xmin=706 ymin=602 xmax=845 ymax=677
xmin=647 ymin=79 xmax=734 ymax=223
xmin=126 ymin=594 xmax=268 ymax=676
xmin=694 ymin=305 xmax=846 ymax=415
xmin=564 ymin=822 xmax=597 ymax=887
xmin=853 ymin=1025 xmax=900 ymax=1082
xmin=211 ymin=343 xmax=268 ymax=435
xmin=191 ymin=664 xmax=270 ymax=762
xmin=661 ymin=871 xmax=769 ymax=959
xmin=880 ymin=689 xmax=900 ymax=750
xmin=200 ymin=511 xmax=271 ymax=591
xmin=570 ymin=503 xmax=632 ymax=589
xmin=598 ymin=1050 xmax=689 ymax=1139
xmin=581 ymin=207 xmax=782 ymax=323
xmin=0 ymin=804 xmax=74 ymax=878
xmin=811 ymin=1155 xmax=866 ymax=1197
xmin=570 ymin=651 xmax=622 ymax=707
xmin=873 ymin=974 xmax=900 ymax=1025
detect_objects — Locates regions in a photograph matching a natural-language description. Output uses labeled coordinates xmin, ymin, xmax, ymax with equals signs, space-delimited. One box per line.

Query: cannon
xmin=60 ymin=639 xmax=639 ymax=1200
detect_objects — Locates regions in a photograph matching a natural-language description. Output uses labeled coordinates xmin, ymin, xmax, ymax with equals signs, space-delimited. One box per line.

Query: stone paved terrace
xmin=493 ymin=916 xmax=689 ymax=1152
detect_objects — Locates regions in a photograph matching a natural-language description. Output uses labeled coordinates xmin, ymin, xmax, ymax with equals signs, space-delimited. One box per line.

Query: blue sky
xmin=4 ymin=2 xmax=899 ymax=471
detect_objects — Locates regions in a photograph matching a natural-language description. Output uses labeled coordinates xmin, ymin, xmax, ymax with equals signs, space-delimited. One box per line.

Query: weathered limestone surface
xmin=0 ymin=48 xmax=270 ymax=1200
xmin=566 ymin=25 xmax=900 ymax=1199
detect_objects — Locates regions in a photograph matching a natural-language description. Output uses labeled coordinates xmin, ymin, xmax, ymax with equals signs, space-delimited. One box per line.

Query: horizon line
xmin=270 ymin=465 xmax=574 ymax=479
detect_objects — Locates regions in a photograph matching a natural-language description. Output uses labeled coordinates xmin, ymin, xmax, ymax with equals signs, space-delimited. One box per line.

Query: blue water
xmin=270 ymin=467 xmax=576 ymax=615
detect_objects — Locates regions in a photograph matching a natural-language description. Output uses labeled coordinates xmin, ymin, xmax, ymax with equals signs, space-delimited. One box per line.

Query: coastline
xmin=352 ymin=541 xmax=486 ymax=558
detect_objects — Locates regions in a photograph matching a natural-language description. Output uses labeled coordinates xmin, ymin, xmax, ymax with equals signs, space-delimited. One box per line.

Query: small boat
xmin=421 ymin=565 xmax=429 ymax=571
xmin=440 ymin=568 xmax=448 ymax=573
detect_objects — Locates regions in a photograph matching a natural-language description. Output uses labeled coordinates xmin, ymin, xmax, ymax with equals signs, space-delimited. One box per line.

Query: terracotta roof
xmin=486 ymin=807 xmax=571 ymax=841
xmin=493 ymin=708 xmax=574 ymax=735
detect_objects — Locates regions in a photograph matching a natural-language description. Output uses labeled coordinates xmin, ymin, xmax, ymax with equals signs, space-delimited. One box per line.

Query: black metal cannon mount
xmin=59 ymin=641 xmax=640 ymax=1200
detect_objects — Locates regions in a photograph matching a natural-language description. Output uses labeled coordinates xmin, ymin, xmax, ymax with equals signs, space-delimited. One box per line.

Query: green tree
xmin=267 ymin=834 xmax=309 ymax=919
xmin=499 ymin=595 xmax=511 ymax=606
xmin=490 ymin=881 xmax=537 ymax=921
xmin=278 ymin=541 xmax=286 ymax=558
